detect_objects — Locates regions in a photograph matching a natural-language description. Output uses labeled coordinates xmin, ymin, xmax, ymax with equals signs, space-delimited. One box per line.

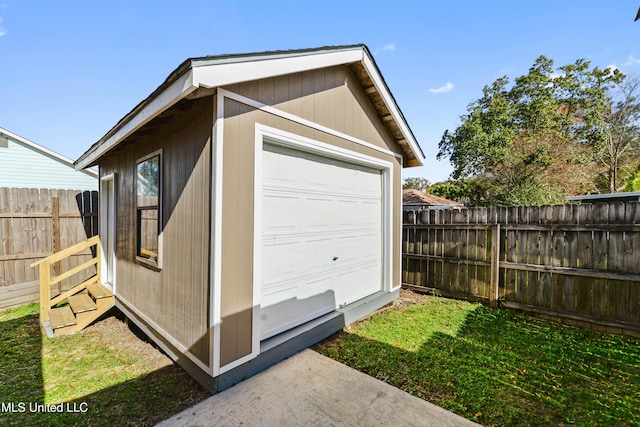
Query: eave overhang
xmin=75 ymin=45 xmax=425 ymax=170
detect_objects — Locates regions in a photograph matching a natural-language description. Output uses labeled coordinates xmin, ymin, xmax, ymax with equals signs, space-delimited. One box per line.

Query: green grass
xmin=0 ymin=303 xmax=208 ymax=426
xmin=314 ymin=294 xmax=640 ymax=426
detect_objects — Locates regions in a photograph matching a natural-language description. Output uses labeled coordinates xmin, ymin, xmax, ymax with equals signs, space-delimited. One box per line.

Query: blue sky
xmin=1 ymin=1 xmax=639 ymax=182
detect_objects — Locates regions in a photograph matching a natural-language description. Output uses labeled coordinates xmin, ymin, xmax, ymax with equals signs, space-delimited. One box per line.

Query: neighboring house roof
xmin=75 ymin=44 xmax=425 ymax=170
xmin=566 ymin=192 xmax=640 ymax=203
xmin=0 ymin=127 xmax=98 ymax=190
xmin=402 ymin=188 xmax=463 ymax=207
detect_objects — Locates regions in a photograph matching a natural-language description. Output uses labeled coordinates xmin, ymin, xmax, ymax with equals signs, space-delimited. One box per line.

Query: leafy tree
xmin=438 ymin=56 xmax=624 ymax=206
xmin=402 ymin=177 xmax=431 ymax=192
xmin=624 ymin=170 xmax=640 ymax=192
xmin=598 ymin=76 xmax=640 ymax=192
xmin=428 ymin=179 xmax=485 ymax=206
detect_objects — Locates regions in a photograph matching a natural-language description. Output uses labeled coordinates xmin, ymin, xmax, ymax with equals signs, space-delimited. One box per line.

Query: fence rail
xmin=402 ymin=202 xmax=640 ymax=337
xmin=0 ymin=188 xmax=98 ymax=309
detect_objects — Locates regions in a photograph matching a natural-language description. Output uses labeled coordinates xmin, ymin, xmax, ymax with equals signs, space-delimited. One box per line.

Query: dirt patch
xmin=79 ymin=313 xmax=174 ymax=371
xmin=396 ymin=287 xmax=432 ymax=306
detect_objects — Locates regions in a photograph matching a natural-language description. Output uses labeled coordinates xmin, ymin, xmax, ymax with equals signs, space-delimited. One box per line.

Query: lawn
xmin=0 ymin=303 xmax=209 ymax=427
xmin=314 ymin=290 xmax=640 ymax=426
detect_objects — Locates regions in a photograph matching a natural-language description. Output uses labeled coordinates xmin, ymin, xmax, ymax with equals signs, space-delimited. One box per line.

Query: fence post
xmin=52 ymin=196 xmax=61 ymax=292
xmin=39 ymin=262 xmax=51 ymax=323
xmin=489 ymin=224 xmax=501 ymax=308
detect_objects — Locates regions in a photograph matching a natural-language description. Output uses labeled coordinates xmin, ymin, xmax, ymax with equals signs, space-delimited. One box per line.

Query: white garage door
xmin=260 ymin=143 xmax=383 ymax=340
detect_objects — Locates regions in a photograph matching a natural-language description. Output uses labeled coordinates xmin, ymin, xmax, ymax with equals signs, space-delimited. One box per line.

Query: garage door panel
xmin=263 ymin=193 xmax=300 ymax=233
xmin=359 ymin=233 xmax=383 ymax=259
xmin=263 ymin=241 xmax=300 ymax=282
xmin=335 ymin=199 xmax=359 ymax=226
xmin=305 ymin=237 xmax=335 ymax=272
xmin=335 ymin=262 xmax=381 ymax=305
xmin=361 ymin=201 xmax=383 ymax=227
xmin=261 ymin=277 xmax=336 ymax=338
xmin=261 ymin=143 xmax=383 ymax=340
xmin=301 ymin=198 xmax=333 ymax=230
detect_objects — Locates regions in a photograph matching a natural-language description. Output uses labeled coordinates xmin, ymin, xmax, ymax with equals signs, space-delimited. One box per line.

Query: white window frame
xmin=135 ymin=149 xmax=163 ymax=269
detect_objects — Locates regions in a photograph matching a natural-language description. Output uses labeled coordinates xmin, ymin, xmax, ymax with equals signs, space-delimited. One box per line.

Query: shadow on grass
xmin=0 ymin=307 xmax=207 ymax=427
xmin=315 ymin=300 xmax=640 ymax=426
xmin=0 ymin=308 xmax=44 ymax=427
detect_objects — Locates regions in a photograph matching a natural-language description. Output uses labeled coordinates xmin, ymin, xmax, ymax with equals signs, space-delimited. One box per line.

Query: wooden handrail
xmin=32 ymin=235 xmax=101 ymax=324
xmin=50 ymin=258 xmax=98 ymax=286
xmin=30 ymin=235 xmax=100 ymax=267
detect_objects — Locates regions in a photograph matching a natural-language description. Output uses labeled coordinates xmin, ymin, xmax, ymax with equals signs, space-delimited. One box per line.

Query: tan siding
xmin=219 ymin=99 xmax=256 ymax=366
xmin=99 ymin=98 xmax=212 ymax=365
xmin=219 ymin=67 xmax=404 ymax=366
xmin=224 ymin=65 xmax=397 ymax=152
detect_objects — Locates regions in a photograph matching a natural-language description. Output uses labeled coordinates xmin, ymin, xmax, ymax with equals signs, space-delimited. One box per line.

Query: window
xmin=136 ymin=151 xmax=162 ymax=267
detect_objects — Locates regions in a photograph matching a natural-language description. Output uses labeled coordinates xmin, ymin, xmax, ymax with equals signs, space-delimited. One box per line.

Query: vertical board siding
xmin=403 ymin=202 xmax=640 ymax=333
xmin=0 ymin=188 xmax=98 ymax=308
xmin=100 ymin=98 xmax=212 ymax=365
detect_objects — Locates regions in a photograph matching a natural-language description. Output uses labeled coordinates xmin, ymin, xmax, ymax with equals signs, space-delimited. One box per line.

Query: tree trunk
xmin=609 ymin=162 xmax=617 ymax=193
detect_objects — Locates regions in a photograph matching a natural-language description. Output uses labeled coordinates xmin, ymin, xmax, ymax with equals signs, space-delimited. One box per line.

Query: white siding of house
xmin=0 ymin=137 xmax=97 ymax=190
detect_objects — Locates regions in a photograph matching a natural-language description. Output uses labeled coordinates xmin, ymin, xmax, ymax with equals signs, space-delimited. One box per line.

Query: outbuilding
xmin=75 ymin=44 xmax=425 ymax=391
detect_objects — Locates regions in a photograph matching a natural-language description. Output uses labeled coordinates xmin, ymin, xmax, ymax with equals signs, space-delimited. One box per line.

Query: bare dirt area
xmin=396 ymin=287 xmax=431 ymax=306
xmin=82 ymin=313 xmax=176 ymax=371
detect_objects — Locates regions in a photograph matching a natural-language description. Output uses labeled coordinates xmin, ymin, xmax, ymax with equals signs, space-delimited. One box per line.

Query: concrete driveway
xmin=157 ymin=349 xmax=479 ymax=427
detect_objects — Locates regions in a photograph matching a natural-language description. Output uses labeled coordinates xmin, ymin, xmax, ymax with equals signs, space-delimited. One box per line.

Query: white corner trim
xmin=76 ymin=70 xmax=198 ymax=170
xmin=211 ymin=94 xmax=225 ymax=377
xmin=361 ymin=54 xmax=425 ymax=166
xmin=217 ymin=88 xmax=403 ymax=161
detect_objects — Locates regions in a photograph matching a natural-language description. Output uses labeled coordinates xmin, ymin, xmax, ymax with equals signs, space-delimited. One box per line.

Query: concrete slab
xmin=157 ymin=349 xmax=479 ymax=427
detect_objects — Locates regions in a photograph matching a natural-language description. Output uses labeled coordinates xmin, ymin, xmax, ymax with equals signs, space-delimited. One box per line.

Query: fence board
xmin=0 ymin=188 xmax=98 ymax=309
xmin=627 ymin=203 xmax=640 ymax=323
xmin=403 ymin=201 xmax=640 ymax=336
xmin=505 ymin=226 xmax=517 ymax=301
xmin=592 ymin=204 xmax=610 ymax=318
xmin=609 ymin=203 xmax=627 ymax=322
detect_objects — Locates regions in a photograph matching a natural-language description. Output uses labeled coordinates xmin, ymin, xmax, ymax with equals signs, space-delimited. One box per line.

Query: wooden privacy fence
xmin=402 ymin=202 xmax=640 ymax=337
xmin=0 ymin=188 xmax=98 ymax=309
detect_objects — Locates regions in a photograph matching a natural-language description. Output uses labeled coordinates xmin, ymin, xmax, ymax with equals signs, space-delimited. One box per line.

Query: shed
xmin=75 ymin=45 xmax=425 ymax=391
xmin=0 ymin=127 xmax=98 ymax=190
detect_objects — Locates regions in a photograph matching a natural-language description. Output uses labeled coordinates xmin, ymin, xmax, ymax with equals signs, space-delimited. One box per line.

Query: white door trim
xmin=99 ymin=173 xmax=116 ymax=293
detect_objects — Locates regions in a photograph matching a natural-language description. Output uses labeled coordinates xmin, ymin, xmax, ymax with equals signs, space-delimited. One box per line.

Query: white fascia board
xmin=0 ymin=127 xmax=99 ymax=178
xmin=192 ymin=48 xmax=363 ymax=89
xmin=76 ymin=69 xmax=198 ymax=170
xmin=361 ymin=54 xmax=425 ymax=166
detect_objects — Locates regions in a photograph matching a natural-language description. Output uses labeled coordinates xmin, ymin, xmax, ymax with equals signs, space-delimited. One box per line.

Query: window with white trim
xmin=136 ymin=151 xmax=162 ymax=268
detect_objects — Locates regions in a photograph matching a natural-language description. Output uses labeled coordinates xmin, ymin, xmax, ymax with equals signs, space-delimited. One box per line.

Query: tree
xmin=402 ymin=177 xmax=431 ymax=192
xmin=429 ymin=179 xmax=486 ymax=206
xmin=438 ymin=56 xmax=624 ymax=206
xmin=598 ymin=76 xmax=640 ymax=192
